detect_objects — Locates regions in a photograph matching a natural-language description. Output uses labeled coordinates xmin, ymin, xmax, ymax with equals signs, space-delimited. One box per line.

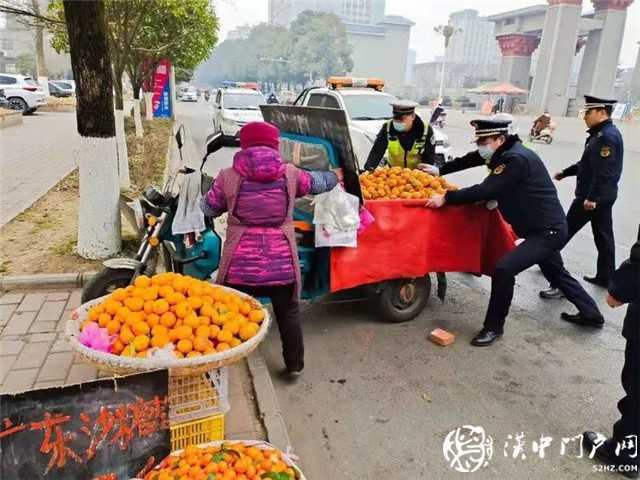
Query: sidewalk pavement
xmin=0 ymin=289 xmax=265 ymax=442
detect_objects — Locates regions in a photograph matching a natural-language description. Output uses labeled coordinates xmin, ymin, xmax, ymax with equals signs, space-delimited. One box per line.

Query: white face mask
xmin=478 ymin=144 xmax=495 ymax=161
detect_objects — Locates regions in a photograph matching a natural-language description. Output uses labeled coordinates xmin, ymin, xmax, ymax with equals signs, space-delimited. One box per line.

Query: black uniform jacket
xmin=443 ymin=135 xmax=567 ymax=238
xmin=561 ymin=119 xmax=623 ymax=204
xmin=609 ymin=236 xmax=640 ymax=338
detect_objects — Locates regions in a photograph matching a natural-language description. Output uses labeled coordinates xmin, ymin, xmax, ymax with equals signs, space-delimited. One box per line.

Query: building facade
xmin=268 ymin=0 xmax=385 ymax=26
xmin=446 ymin=9 xmax=500 ymax=68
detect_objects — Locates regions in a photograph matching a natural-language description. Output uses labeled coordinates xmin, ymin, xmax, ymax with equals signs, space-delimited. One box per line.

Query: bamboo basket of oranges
xmin=139 ymin=441 xmax=307 ymax=480
xmin=65 ymin=273 xmax=271 ymax=376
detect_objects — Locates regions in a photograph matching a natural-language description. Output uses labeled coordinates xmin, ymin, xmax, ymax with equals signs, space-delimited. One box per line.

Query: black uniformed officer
xmin=582 ymin=227 xmax=640 ymax=478
xmin=426 ymin=117 xmax=603 ymax=346
xmin=364 ymin=100 xmax=436 ymax=171
xmin=540 ymin=96 xmax=623 ymax=300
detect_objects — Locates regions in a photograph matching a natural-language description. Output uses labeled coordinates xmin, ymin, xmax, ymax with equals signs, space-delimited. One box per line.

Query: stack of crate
xmin=168 ymin=368 xmax=230 ymax=450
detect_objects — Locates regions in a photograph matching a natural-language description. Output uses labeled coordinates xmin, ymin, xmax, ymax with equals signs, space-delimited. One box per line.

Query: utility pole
xmin=434 ymin=24 xmax=461 ymax=103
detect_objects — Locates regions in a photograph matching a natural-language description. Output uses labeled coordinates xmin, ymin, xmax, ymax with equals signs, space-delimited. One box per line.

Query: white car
xmin=180 ymin=87 xmax=198 ymax=102
xmin=0 ymin=73 xmax=47 ymax=114
xmin=213 ymin=84 xmax=265 ymax=142
xmin=294 ymin=78 xmax=452 ymax=169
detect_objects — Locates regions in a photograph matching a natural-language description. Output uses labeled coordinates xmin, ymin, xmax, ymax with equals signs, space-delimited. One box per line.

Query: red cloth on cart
xmin=330 ymin=201 xmax=517 ymax=292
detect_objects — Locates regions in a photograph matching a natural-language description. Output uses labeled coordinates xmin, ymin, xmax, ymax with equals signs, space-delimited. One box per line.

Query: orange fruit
xmin=133 ymin=334 xmax=150 ymax=352
xmin=104 ymin=300 xmax=122 ymax=316
xmin=208 ymin=325 xmax=221 ymax=339
xmin=160 ymin=311 xmax=177 ymax=328
xmin=134 ymin=275 xmax=151 ymax=288
xmin=98 ymin=313 xmax=111 ymax=328
xmin=217 ymin=330 xmax=233 ymax=344
xmin=151 ymin=334 xmax=170 ymax=348
xmin=177 ymin=339 xmax=193 ymax=354
xmin=200 ymin=303 xmax=215 ymax=317
xmin=186 ymin=351 xmax=202 ymax=358
xmin=167 ymin=292 xmax=186 ymax=305
xmin=125 ymin=311 xmax=144 ymax=326
xmin=172 ymin=277 xmax=189 ymax=293
xmin=142 ymin=287 xmax=158 ymax=302
xmin=151 ymin=324 xmax=169 ymax=337
xmin=175 ymin=325 xmax=192 ymax=340
xmin=111 ymin=288 xmax=128 ymax=302
xmin=152 ymin=298 xmax=170 ymax=315
xmin=111 ymin=339 xmax=124 ymax=355
xmin=217 ymin=342 xmax=231 ymax=352
xmin=125 ymin=297 xmax=144 ymax=312
xmin=158 ymin=285 xmax=174 ymax=299
xmin=146 ymin=313 xmax=160 ymax=327
xmin=143 ymin=300 xmax=155 ymax=315
xmin=230 ymin=338 xmax=241 ymax=348
xmin=193 ymin=336 xmax=209 ymax=352
xmin=184 ymin=313 xmax=200 ymax=329
xmin=187 ymin=296 xmax=203 ymax=310
xmin=239 ymin=325 xmax=257 ymax=341
xmin=106 ymin=319 xmax=121 ymax=335
xmin=223 ymin=321 xmax=240 ymax=336
xmin=133 ymin=321 xmax=150 ymax=336
xmin=173 ymin=350 xmax=184 ymax=358
xmin=195 ymin=325 xmax=210 ymax=338
xmin=198 ymin=315 xmax=211 ymax=326
xmin=175 ymin=302 xmax=193 ymax=319
xmin=119 ymin=325 xmax=135 ymax=345
xmin=249 ymin=309 xmax=265 ymax=323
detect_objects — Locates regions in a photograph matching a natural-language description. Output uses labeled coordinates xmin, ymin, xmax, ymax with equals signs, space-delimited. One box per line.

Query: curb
xmin=247 ymin=347 xmax=293 ymax=453
xmin=0 ymin=272 xmax=96 ymax=292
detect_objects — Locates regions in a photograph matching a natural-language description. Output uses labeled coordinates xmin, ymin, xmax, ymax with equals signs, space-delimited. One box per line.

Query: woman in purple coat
xmin=201 ymin=121 xmax=340 ymax=378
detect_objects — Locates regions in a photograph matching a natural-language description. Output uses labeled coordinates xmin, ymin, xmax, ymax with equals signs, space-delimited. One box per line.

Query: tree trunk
xmin=114 ymin=108 xmax=130 ymax=189
xmin=113 ymin=64 xmax=125 ymax=111
xmin=133 ymin=100 xmax=143 ymax=138
xmin=31 ymin=0 xmax=48 ymax=78
xmin=63 ymin=0 xmax=120 ymax=259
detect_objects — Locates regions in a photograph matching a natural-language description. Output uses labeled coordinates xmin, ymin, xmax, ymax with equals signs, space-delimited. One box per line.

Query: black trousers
xmin=613 ymin=305 xmax=640 ymax=448
xmin=485 ymin=226 xmax=602 ymax=334
xmin=227 ymin=283 xmax=303 ymax=371
xmin=566 ymin=198 xmax=615 ymax=282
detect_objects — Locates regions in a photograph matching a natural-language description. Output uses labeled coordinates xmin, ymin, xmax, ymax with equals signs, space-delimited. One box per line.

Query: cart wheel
xmin=545 ymin=136 xmax=553 ymax=144
xmin=377 ymin=275 xmax=431 ymax=323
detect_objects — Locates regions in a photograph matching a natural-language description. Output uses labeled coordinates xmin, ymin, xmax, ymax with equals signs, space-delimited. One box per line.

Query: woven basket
xmin=65 ymin=286 xmax=271 ymax=377
xmin=138 ymin=440 xmax=307 ymax=480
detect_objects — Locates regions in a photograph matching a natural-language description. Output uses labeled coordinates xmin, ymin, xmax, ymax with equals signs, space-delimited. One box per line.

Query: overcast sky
xmin=212 ymin=0 xmax=640 ymax=67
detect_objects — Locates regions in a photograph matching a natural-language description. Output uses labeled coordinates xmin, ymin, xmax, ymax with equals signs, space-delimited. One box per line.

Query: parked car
xmin=180 ymin=87 xmax=198 ymax=102
xmin=50 ymin=80 xmax=75 ymax=96
xmin=213 ymin=82 xmax=265 ymax=142
xmin=48 ymin=81 xmax=73 ymax=98
xmin=294 ymin=77 xmax=453 ymax=169
xmin=0 ymin=73 xmax=47 ymax=114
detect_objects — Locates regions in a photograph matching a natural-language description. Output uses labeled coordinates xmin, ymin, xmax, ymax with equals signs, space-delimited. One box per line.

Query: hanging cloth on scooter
xmin=172 ymin=170 xmax=205 ymax=237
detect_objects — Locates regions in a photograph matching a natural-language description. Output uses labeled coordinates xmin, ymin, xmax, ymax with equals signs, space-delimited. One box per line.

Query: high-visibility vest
xmin=386 ymin=120 xmax=428 ymax=169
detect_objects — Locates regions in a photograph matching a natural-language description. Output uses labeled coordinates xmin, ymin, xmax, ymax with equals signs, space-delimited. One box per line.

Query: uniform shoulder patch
xmin=600 ymin=146 xmax=612 ymax=158
xmin=492 ymin=164 xmax=506 ymax=175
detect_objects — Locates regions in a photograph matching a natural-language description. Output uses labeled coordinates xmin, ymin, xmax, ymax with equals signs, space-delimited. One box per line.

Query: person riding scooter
xmin=532 ymin=111 xmax=552 ymax=137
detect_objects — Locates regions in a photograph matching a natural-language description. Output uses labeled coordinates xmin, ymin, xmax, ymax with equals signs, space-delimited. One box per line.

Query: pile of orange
xmin=360 ymin=166 xmax=457 ymax=200
xmin=146 ymin=443 xmax=298 ymax=480
xmin=82 ymin=273 xmax=265 ymax=359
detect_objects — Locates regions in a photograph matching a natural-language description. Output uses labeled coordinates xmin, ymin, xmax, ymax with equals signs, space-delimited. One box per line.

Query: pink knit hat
xmin=239 ymin=121 xmax=280 ymax=150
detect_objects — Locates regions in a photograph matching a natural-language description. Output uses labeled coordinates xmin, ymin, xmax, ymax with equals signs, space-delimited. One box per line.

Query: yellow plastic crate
xmin=169 ymin=369 xmax=229 ymax=423
xmin=170 ymin=414 xmax=225 ymax=451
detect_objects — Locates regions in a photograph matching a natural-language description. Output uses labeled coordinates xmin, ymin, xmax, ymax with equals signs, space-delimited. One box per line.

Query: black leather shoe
xmin=470 ymin=330 xmax=502 ymax=347
xmin=583 ymin=431 xmax=639 ymax=479
xmin=561 ymin=312 xmax=604 ymax=328
xmin=583 ymin=276 xmax=609 ymax=288
xmin=539 ymin=287 xmax=565 ymax=299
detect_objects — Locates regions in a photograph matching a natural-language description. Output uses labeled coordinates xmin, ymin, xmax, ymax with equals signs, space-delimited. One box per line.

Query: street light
xmin=434 ymin=24 xmax=461 ymax=103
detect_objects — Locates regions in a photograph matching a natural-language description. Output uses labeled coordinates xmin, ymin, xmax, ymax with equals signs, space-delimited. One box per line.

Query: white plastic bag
xmin=312 ymin=185 xmax=360 ymax=248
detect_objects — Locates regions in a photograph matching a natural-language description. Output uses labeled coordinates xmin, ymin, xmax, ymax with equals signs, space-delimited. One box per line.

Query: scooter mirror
xmin=175 ymin=125 xmax=185 ymax=149
xmin=206 ymin=132 xmax=224 ymax=156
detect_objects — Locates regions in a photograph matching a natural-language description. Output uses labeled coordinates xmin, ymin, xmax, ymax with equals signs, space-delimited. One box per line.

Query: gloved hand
xmin=417 ymin=163 xmax=440 ymax=176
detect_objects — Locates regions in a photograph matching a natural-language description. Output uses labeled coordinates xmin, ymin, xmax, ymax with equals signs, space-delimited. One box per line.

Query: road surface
xmin=178 ymin=101 xmax=640 ymax=479
xmin=0 ymin=111 xmax=80 ymax=227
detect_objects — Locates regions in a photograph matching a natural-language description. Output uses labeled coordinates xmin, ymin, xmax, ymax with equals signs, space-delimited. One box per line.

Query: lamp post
xmin=434 ymin=24 xmax=461 ymax=103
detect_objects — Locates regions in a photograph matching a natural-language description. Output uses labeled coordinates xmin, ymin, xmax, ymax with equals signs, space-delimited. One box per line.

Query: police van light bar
xmin=221 ymin=81 xmax=260 ymax=90
xmin=327 ymin=76 xmax=385 ymax=91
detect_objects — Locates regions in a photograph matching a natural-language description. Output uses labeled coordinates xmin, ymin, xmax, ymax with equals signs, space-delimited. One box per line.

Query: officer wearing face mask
xmin=424 ymin=117 xmax=603 ymax=347
xmin=364 ymin=100 xmax=436 ymax=171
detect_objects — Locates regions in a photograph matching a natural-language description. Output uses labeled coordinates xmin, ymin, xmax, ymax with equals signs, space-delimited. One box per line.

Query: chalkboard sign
xmin=0 ymin=369 xmax=170 ymax=480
